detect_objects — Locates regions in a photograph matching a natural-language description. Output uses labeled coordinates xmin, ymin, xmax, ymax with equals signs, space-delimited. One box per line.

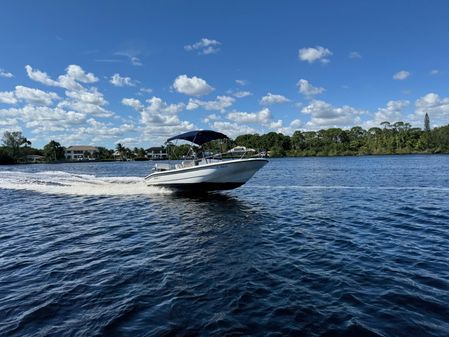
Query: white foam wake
xmin=0 ymin=170 xmax=171 ymax=196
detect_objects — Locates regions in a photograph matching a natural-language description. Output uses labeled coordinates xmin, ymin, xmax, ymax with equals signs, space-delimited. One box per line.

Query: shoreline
xmin=1 ymin=152 xmax=449 ymax=166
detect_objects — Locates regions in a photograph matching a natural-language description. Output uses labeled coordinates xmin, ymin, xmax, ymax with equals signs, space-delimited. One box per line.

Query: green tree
xmin=115 ymin=143 xmax=126 ymax=160
xmin=1 ymin=131 xmax=31 ymax=159
xmin=43 ymin=140 xmax=65 ymax=161
xmin=424 ymin=113 xmax=431 ymax=132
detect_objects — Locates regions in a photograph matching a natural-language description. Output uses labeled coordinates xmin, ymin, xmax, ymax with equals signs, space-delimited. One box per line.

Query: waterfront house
xmin=146 ymin=147 xmax=167 ymax=160
xmin=65 ymin=146 xmax=99 ymax=161
xmin=23 ymin=154 xmax=45 ymax=163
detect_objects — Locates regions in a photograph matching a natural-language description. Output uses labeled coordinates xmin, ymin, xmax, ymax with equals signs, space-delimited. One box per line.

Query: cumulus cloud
xmin=173 ymin=74 xmax=214 ymax=96
xmin=186 ymin=96 xmax=235 ymax=112
xmin=122 ymin=98 xmax=144 ymax=110
xmin=259 ymin=92 xmax=290 ymax=105
xmin=110 ymin=73 xmax=137 ymax=87
xmin=393 ymin=70 xmax=410 ymax=80
xmin=0 ymin=91 xmax=17 ymax=104
xmin=297 ymin=79 xmax=325 ymax=97
xmin=0 ymin=69 xmax=14 ymax=78
xmin=120 ymin=96 xmax=195 ymax=144
xmin=139 ymin=87 xmax=153 ymax=94
xmin=232 ymin=91 xmax=252 ymax=98
xmin=203 ymin=113 xmax=220 ymax=123
xmin=298 ymin=46 xmax=332 ymax=64
xmin=59 ymin=87 xmax=112 ymax=117
xmin=301 ymin=100 xmax=365 ymax=129
xmin=365 ymin=100 xmax=410 ymax=128
xmin=415 ymin=93 xmax=449 ymax=122
xmin=184 ymin=38 xmax=221 ymax=55
xmin=211 ymin=121 xmax=257 ymax=139
xmin=0 ymin=105 xmax=86 ymax=133
xmin=0 ymin=64 xmax=145 ymax=146
xmin=235 ymin=79 xmax=248 ymax=86
xmin=14 ymin=86 xmax=60 ymax=106
xmin=0 ymin=86 xmax=60 ymax=106
xmin=26 ymin=64 xmax=98 ymax=90
xmin=227 ymin=108 xmax=272 ymax=124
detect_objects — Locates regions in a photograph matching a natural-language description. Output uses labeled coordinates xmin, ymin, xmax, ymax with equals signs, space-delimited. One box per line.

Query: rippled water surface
xmin=1 ymin=156 xmax=449 ymax=337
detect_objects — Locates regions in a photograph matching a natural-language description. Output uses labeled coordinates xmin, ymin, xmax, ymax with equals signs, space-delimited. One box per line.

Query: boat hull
xmin=145 ymin=158 xmax=268 ymax=191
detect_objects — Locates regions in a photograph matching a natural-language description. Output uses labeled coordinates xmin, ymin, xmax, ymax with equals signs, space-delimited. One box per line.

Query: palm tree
xmin=115 ymin=143 xmax=125 ymax=160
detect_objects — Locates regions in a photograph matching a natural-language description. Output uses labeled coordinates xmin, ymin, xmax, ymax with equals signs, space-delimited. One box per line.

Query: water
xmin=1 ymin=156 xmax=449 ymax=337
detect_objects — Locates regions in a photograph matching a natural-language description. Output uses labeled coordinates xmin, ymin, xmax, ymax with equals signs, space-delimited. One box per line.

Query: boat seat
xmin=155 ymin=163 xmax=171 ymax=171
xmin=181 ymin=160 xmax=195 ymax=168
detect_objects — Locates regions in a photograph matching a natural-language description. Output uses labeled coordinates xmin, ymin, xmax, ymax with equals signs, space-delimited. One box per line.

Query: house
xmin=65 ymin=146 xmax=99 ymax=161
xmin=146 ymin=147 xmax=167 ymax=160
xmin=23 ymin=155 xmax=45 ymax=163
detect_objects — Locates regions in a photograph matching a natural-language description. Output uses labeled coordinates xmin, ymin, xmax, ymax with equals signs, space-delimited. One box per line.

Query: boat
xmin=144 ymin=130 xmax=268 ymax=191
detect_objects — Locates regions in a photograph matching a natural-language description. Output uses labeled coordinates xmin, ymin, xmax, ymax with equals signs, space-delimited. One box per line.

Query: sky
xmin=1 ymin=0 xmax=449 ymax=148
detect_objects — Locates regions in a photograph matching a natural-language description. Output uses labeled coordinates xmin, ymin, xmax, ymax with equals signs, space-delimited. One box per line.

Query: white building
xmin=65 ymin=146 xmax=99 ymax=160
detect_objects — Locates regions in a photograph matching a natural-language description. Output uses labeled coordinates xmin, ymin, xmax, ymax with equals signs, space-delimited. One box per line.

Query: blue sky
xmin=1 ymin=0 xmax=449 ymax=148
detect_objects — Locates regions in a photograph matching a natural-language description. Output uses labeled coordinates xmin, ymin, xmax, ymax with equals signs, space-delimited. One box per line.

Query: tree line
xmin=1 ymin=114 xmax=448 ymax=164
xmin=234 ymin=116 xmax=449 ymax=157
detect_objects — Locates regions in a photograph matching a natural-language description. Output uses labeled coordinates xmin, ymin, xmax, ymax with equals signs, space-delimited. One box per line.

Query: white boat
xmin=144 ymin=130 xmax=268 ymax=191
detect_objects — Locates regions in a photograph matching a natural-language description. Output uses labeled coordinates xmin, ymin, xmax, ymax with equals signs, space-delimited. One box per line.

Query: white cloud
xmin=235 ymin=79 xmax=248 ymax=86
xmin=203 ymin=113 xmax=220 ymax=123
xmin=110 ymin=73 xmax=137 ymax=87
xmin=122 ymin=96 xmax=185 ymax=125
xmin=186 ymin=95 xmax=235 ymax=112
xmin=273 ymin=119 xmax=303 ymax=136
xmin=415 ymin=93 xmax=449 ymax=121
xmin=233 ymin=91 xmax=252 ymax=98
xmin=130 ymin=57 xmax=142 ymax=66
xmin=66 ymin=65 xmax=98 ymax=83
xmin=298 ymin=46 xmax=332 ymax=64
xmin=270 ymin=120 xmax=283 ymax=129
xmin=114 ymin=51 xmax=143 ymax=66
xmin=25 ymin=65 xmax=59 ymax=86
xmin=0 ymin=91 xmax=17 ymax=104
xmin=173 ymin=74 xmax=214 ymax=96
xmin=364 ymin=100 xmax=410 ymax=128
xmin=0 ymin=69 xmax=14 ymax=78
xmin=393 ymin=70 xmax=410 ymax=80
xmin=297 ymin=79 xmax=325 ymax=97
xmin=121 ymin=96 xmax=195 ymax=144
xmin=227 ymin=108 xmax=272 ymax=124
xmin=259 ymin=92 xmax=290 ymax=105
xmin=301 ymin=100 xmax=365 ymax=129
xmin=122 ymin=98 xmax=144 ymax=110
xmin=0 ymin=118 xmax=18 ymax=127
xmin=58 ymin=87 xmax=112 ymax=118
xmin=184 ymin=38 xmax=221 ymax=55
xmin=1 ymin=86 xmax=60 ymax=106
xmin=14 ymin=86 xmax=60 ymax=106
xmin=211 ymin=121 xmax=257 ymax=139
xmin=0 ymin=105 xmax=86 ymax=133
xmin=25 ymin=64 xmax=98 ymax=90
xmin=349 ymin=51 xmax=361 ymax=59
xmin=430 ymin=69 xmax=440 ymax=76
xmin=139 ymin=87 xmax=153 ymax=94
xmin=145 ymin=97 xmax=185 ymax=115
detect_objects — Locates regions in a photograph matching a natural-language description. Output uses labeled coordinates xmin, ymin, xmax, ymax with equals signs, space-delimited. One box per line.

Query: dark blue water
xmin=1 ymin=156 xmax=449 ymax=337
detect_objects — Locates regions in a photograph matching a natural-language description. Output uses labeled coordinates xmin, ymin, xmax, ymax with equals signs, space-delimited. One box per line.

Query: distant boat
xmin=144 ymin=130 xmax=268 ymax=191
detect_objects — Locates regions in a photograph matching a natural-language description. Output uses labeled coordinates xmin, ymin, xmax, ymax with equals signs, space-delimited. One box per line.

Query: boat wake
xmin=0 ymin=170 xmax=171 ymax=196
